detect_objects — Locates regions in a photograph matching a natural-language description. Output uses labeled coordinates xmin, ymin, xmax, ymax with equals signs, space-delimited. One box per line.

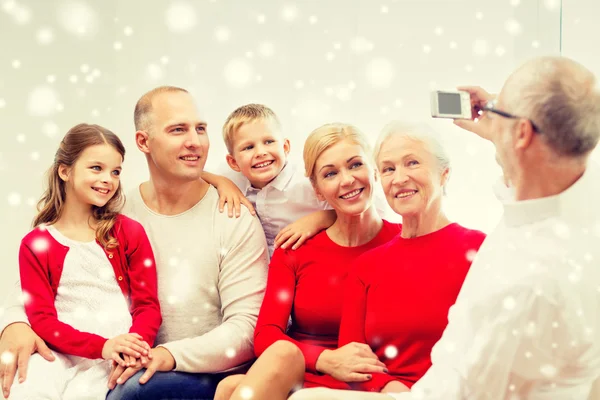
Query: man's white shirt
xmin=394 ymin=164 xmax=600 ymax=400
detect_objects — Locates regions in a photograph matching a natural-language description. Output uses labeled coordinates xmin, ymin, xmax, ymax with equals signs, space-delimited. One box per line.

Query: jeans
xmin=105 ymin=370 xmax=227 ymax=400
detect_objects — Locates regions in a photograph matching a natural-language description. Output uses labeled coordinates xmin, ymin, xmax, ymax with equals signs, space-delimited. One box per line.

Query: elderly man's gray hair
xmin=503 ymin=56 xmax=600 ymax=157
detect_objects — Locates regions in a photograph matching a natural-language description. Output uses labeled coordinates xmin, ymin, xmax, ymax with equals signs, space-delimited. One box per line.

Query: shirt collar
xmin=244 ymin=162 xmax=297 ymax=194
xmin=502 ymin=163 xmax=599 ymax=227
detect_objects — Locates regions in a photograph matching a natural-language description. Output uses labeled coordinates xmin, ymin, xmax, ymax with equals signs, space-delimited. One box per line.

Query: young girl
xmin=11 ymin=123 xmax=162 ymax=400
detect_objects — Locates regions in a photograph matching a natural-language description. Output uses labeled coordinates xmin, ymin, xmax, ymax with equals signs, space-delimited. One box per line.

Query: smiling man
xmin=0 ymin=86 xmax=269 ymax=400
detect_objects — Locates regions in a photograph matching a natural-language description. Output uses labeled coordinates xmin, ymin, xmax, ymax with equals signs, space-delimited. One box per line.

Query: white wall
xmin=0 ymin=0 xmax=560 ymax=298
xmin=561 ymin=0 xmax=600 ymax=75
xmin=561 ymin=0 xmax=600 ymax=165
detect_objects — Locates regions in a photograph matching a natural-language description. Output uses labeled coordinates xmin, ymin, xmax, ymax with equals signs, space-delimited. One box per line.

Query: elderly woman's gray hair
xmin=374 ymin=121 xmax=451 ymax=193
xmin=503 ymin=56 xmax=600 ymax=157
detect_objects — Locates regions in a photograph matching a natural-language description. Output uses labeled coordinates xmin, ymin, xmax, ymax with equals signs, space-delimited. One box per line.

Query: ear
xmin=226 ymin=154 xmax=241 ymax=172
xmin=135 ymin=130 xmax=151 ymax=154
xmin=283 ymin=138 xmax=291 ymax=156
xmin=514 ymin=119 xmax=535 ymax=151
xmin=440 ymin=167 xmax=450 ymax=188
xmin=311 ymin=181 xmax=326 ymax=202
xmin=58 ymin=164 xmax=70 ymax=182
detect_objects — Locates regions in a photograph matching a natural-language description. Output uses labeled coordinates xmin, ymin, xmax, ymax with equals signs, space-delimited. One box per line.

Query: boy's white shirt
xmin=215 ymin=160 xmax=396 ymax=257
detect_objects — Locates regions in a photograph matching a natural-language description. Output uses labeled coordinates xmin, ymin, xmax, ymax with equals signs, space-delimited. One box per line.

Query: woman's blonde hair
xmin=34 ymin=123 xmax=126 ymax=249
xmin=303 ymin=123 xmax=373 ymax=183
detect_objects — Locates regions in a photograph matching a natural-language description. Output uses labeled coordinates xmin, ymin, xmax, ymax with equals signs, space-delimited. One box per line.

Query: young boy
xmin=207 ymin=104 xmax=332 ymax=256
xmin=206 ymin=104 xmax=391 ymax=256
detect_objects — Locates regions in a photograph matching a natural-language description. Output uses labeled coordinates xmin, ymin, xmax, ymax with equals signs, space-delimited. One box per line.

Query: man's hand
xmin=453 ymin=85 xmax=496 ymax=141
xmin=275 ymin=210 xmax=336 ymax=250
xmin=107 ymin=346 xmax=175 ymax=389
xmin=0 ymin=322 xmax=55 ymax=399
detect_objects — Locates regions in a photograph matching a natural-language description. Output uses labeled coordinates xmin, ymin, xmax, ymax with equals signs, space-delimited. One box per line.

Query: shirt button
xmin=118 ymin=276 xmax=123 ymax=281
xmin=108 ymin=254 xmax=114 ymax=259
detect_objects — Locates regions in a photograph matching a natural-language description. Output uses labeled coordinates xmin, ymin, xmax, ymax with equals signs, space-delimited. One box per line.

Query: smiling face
xmin=226 ymin=118 xmax=290 ymax=189
xmin=312 ymin=139 xmax=376 ymax=217
xmin=140 ymin=91 xmax=210 ymax=182
xmin=60 ymin=143 xmax=123 ymax=208
xmin=377 ymin=135 xmax=448 ymax=218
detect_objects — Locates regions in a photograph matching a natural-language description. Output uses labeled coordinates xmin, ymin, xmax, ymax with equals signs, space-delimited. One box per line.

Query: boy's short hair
xmin=222 ymin=104 xmax=282 ymax=154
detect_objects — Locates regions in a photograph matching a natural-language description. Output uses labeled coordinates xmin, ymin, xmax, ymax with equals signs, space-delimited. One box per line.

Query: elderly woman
xmin=288 ymin=122 xmax=486 ymax=400
xmin=214 ymin=123 xmax=400 ymax=400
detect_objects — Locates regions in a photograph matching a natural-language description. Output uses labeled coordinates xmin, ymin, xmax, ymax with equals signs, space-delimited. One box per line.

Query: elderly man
xmin=290 ymin=56 xmax=600 ymax=400
xmin=0 ymin=86 xmax=269 ymax=400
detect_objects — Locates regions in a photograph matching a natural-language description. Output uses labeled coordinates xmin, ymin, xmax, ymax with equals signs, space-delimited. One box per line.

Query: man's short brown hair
xmin=134 ymin=86 xmax=189 ymax=132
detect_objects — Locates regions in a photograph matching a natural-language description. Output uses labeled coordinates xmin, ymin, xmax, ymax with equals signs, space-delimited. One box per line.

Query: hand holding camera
xmin=430 ymin=86 xmax=496 ymax=141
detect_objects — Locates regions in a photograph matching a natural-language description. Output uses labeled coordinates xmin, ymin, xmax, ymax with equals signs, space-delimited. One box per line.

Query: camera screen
xmin=438 ymin=93 xmax=462 ymax=114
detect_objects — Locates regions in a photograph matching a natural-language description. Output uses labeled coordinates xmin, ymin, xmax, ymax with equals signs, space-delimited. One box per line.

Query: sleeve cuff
xmin=89 ymin=336 xmax=109 ymax=360
xmin=157 ymin=343 xmax=181 ymax=371
xmin=129 ymin=326 xmax=152 ymax=347
xmin=305 ymin=347 xmax=327 ymax=374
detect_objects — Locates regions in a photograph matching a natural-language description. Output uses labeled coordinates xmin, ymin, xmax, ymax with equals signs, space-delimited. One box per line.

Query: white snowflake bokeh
xmin=225 ymin=347 xmax=236 ymax=358
xmin=365 ymin=58 xmax=395 ymax=89
xmin=384 ymin=345 xmax=398 ymax=359
xmin=214 ymin=26 xmax=230 ymax=42
xmin=3 ymin=0 xmax=31 ymax=25
xmin=8 ymin=192 xmax=21 ymax=206
xmin=0 ymin=350 xmax=15 ymax=365
xmin=28 ymin=86 xmax=60 ymax=117
xmin=165 ymin=1 xmax=197 ymax=33
xmin=350 ymin=36 xmax=374 ymax=54
xmin=505 ymin=18 xmax=523 ymax=36
xmin=223 ymin=58 xmax=253 ymax=88
xmin=57 ymin=1 xmax=99 ymax=38
xmin=281 ymin=4 xmax=298 ymax=22
xmin=0 ymin=0 xmax=596 ymax=323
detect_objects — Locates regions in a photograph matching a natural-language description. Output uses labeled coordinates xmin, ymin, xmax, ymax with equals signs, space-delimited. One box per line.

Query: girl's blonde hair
xmin=303 ymin=123 xmax=373 ymax=183
xmin=34 ymin=123 xmax=126 ymax=249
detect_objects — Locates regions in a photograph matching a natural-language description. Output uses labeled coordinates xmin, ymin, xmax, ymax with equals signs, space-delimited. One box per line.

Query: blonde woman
xmin=215 ymin=123 xmax=399 ymax=400
xmin=289 ymin=122 xmax=486 ymax=400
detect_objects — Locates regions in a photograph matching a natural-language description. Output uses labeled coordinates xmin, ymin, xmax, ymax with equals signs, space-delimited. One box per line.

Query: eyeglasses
xmin=483 ymin=99 xmax=542 ymax=133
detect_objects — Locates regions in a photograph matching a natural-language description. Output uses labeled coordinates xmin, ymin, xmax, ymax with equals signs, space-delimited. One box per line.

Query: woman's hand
xmin=0 ymin=322 xmax=55 ymax=399
xmin=315 ymin=342 xmax=387 ymax=382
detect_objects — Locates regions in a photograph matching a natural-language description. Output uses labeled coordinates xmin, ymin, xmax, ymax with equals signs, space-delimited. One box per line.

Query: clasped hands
xmin=102 ymin=333 xmax=175 ymax=389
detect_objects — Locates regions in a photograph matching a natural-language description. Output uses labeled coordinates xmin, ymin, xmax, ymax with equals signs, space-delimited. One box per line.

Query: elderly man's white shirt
xmin=394 ymin=164 xmax=600 ymax=400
